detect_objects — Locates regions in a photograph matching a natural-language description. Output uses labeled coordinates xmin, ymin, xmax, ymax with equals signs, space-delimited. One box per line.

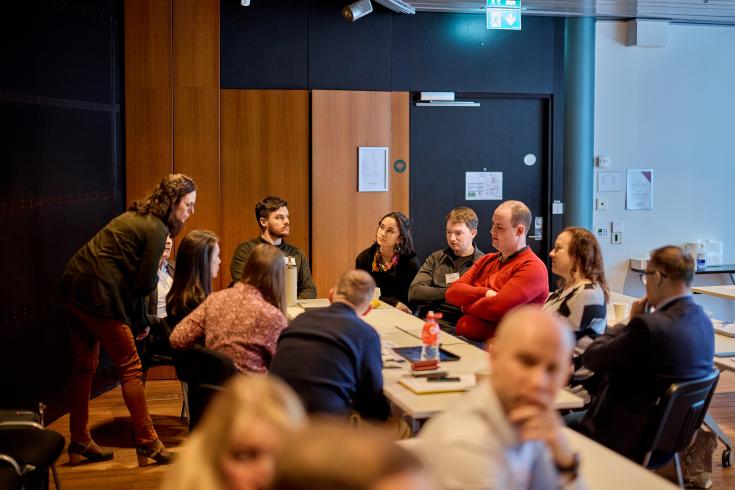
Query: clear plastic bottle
xmin=696 ymin=243 xmax=707 ymax=271
xmin=421 ymin=311 xmax=441 ymax=361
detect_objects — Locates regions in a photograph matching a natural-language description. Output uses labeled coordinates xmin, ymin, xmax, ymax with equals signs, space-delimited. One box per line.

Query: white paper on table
xmin=626 ymin=169 xmax=653 ymax=210
xmin=465 ymin=172 xmax=502 ymax=200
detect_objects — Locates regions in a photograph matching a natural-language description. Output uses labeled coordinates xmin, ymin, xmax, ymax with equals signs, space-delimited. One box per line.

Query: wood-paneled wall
xmin=124 ymin=0 xmax=173 ymax=201
xmin=311 ymin=90 xmax=410 ymax=296
xmin=125 ymin=0 xmax=220 ymax=379
xmin=172 ymin=0 xmax=221 ymax=287
xmin=125 ymin=0 xmax=220 ymax=256
xmin=220 ymin=90 xmax=310 ymax=286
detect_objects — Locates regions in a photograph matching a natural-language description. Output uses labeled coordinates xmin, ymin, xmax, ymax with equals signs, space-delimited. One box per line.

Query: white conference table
xmin=287 ymin=300 xmax=584 ymax=425
xmin=564 ymin=428 xmax=678 ymax=489
xmin=692 ymin=284 xmax=735 ymax=301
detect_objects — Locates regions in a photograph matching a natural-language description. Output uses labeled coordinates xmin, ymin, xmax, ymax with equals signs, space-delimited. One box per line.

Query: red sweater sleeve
xmin=445 ymin=254 xmax=497 ymax=307
xmin=464 ymin=255 xmax=548 ymax=321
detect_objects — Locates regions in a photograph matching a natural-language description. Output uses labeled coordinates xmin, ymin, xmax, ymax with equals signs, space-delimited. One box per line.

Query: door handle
xmin=529 ymin=217 xmax=543 ymax=241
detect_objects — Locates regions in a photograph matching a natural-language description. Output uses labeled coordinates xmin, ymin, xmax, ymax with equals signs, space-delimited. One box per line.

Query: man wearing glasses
xmin=573 ymin=245 xmax=714 ymax=462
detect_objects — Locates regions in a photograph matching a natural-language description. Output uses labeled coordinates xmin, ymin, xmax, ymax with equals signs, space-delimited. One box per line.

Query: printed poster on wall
xmin=358 ymin=147 xmax=389 ymax=192
xmin=465 ymin=172 xmax=502 ymax=200
xmin=626 ymin=169 xmax=653 ymax=210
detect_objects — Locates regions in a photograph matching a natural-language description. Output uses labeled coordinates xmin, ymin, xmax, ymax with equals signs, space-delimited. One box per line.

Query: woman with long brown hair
xmin=170 ymin=243 xmax=287 ymax=374
xmin=166 ymin=229 xmax=221 ymax=328
xmin=60 ymin=173 xmax=196 ymax=466
xmin=544 ymin=227 xmax=609 ymax=362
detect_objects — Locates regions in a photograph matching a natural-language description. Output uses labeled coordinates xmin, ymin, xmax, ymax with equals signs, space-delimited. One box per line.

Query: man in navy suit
xmin=579 ymin=245 xmax=714 ymax=462
xmin=270 ymin=269 xmax=390 ymax=422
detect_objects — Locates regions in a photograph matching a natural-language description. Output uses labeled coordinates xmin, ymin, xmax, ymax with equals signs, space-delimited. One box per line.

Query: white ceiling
xmin=407 ymin=1 xmax=735 ymax=25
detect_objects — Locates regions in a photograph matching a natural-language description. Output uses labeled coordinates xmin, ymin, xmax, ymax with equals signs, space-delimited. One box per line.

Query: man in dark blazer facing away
xmin=270 ymin=269 xmax=391 ymax=424
xmin=578 ymin=245 xmax=714 ymax=462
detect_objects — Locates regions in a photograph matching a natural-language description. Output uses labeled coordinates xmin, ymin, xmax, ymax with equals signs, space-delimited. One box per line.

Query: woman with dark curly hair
xmin=60 ymin=173 xmax=196 ymax=466
xmin=355 ymin=211 xmax=420 ymax=314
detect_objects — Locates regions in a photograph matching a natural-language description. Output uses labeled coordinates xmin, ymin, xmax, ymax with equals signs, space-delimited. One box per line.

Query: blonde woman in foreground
xmin=161 ymin=375 xmax=306 ymax=490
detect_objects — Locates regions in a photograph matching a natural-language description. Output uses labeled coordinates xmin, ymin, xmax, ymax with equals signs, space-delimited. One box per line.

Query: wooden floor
xmin=47 ymin=381 xmax=188 ymax=490
xmin=47 ymin=374 xmax=735 ymax=490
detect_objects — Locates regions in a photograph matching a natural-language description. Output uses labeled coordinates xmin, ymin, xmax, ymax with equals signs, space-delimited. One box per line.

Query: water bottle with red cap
xmin=421 ymin=311 xmax=442 ymax=361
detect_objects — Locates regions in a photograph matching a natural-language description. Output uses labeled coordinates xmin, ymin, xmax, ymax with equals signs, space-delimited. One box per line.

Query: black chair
xmin=139 ymin=317 xmax=176 ymax=381
xmin=640 ymin=369 xmax=720 ymax=489
xmin=174 ymin=345 xmax=236 ymax=429
xmin=0 ymin=455 xmax=23 ymax=490
xmin=0 ymin=412 xmax=65 ymax=490
xmin=138 ymin=318 xmax=190 ymax=422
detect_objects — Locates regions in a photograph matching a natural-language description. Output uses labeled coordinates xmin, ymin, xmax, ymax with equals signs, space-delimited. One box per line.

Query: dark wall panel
xmin=0 ymin=103 xmax=114 ymax=200
xmin=307 ymin=1 xmax=392 ymax=90
xmin=0 ymin=0 xmax=115 ymax=104
xmin=0 ymin=0 xmax=123 ymax=416
xmin=391 ymin=14 xmax=559 ymax=93
xmin=220 ymin=4 xmax=562 ymax=94
xmin=221 ymin=0 xmax=308 ymax=89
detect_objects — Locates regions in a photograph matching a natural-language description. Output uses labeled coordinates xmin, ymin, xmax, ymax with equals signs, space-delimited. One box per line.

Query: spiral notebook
xmin=398 ymin=374 xmax=476 ymax=394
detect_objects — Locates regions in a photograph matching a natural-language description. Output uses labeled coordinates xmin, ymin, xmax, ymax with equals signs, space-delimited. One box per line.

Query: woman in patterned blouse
xmin=170 ymin=243 xmax=287 ymax=373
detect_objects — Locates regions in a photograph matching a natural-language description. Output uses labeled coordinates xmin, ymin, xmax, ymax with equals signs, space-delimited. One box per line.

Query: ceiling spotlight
xmin=343 ymin=0 xmax=373 ymax=22
xmin=240 ymin=0 xmax=250 ymax=5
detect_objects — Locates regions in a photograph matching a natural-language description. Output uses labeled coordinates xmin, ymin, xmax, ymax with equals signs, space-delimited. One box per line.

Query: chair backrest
xmin=185 ymin=346 xmax=237 ymax=429
xmin=642 ymin=369 xmax=719 ymax=467
xmin=190 ymin=345 xmax=237 ymax=387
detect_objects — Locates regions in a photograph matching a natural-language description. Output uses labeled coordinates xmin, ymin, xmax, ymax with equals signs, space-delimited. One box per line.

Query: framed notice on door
xmin=358 ymin=147 xmax=389 ymax=192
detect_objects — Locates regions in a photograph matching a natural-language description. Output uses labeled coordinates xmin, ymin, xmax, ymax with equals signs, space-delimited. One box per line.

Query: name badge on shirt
xmin=445 ymin=272 xmax=460 ymax=284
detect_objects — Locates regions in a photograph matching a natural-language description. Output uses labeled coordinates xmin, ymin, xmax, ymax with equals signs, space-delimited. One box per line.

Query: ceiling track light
xmin=343 ymin=0 xmax=373 ymax=22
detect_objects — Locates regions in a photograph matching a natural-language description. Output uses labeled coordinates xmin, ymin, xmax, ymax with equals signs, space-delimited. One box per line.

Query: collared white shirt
xmin=417 ymin=383 xmax=585 ymax=490
xmin=156 ymin=263 xmax=174 ymax=318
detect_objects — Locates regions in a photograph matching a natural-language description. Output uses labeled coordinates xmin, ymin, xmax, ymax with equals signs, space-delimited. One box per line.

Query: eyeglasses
xmin=639 ymin=270 xmax=668 ymax=285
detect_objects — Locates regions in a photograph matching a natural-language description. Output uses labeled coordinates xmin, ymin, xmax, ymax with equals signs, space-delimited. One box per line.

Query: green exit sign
xmin=487 ymin=0 xmax=521 ymax=7
xmin=486 ymin=7 xmax=522 ymax=30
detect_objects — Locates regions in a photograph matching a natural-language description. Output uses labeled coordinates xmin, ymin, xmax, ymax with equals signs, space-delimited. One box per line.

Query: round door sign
xmin=393 ymin=159 xmax=407 ymax=173
xmin=523 ymin=154 xmax=537 ymax=166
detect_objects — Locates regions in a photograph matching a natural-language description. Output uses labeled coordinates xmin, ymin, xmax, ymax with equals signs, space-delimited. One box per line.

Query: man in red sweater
xmin=446 ymin=200 xmax=548 ymax=341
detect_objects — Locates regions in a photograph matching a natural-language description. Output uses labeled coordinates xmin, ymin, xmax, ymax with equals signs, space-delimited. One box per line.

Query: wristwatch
xmin=556 ymin=452 xmax=580 ymax=480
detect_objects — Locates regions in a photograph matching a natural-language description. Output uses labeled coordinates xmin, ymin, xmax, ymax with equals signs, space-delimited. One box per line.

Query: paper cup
xmin=475 ymin=367 xmax=491 ymax=383
xmin=371 ymin=287 xmax=382 ymax=308
xmin=612 ymin=302 xmax=630 ymax=322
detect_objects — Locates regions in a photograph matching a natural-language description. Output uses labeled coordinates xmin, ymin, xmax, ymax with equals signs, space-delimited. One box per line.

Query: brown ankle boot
xmin=68 ymin=440 xmax=114 ymax=464
xmin=136 ymin=439 xmax=176 ymax=466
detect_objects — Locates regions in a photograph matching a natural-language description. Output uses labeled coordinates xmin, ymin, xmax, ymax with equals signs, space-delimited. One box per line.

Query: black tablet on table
xmin=391 ymin=346 xmax=460 ymax=363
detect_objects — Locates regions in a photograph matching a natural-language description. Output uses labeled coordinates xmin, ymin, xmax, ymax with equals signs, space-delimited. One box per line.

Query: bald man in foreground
xmin=418 ymin=307 xmax=585 ymax=490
